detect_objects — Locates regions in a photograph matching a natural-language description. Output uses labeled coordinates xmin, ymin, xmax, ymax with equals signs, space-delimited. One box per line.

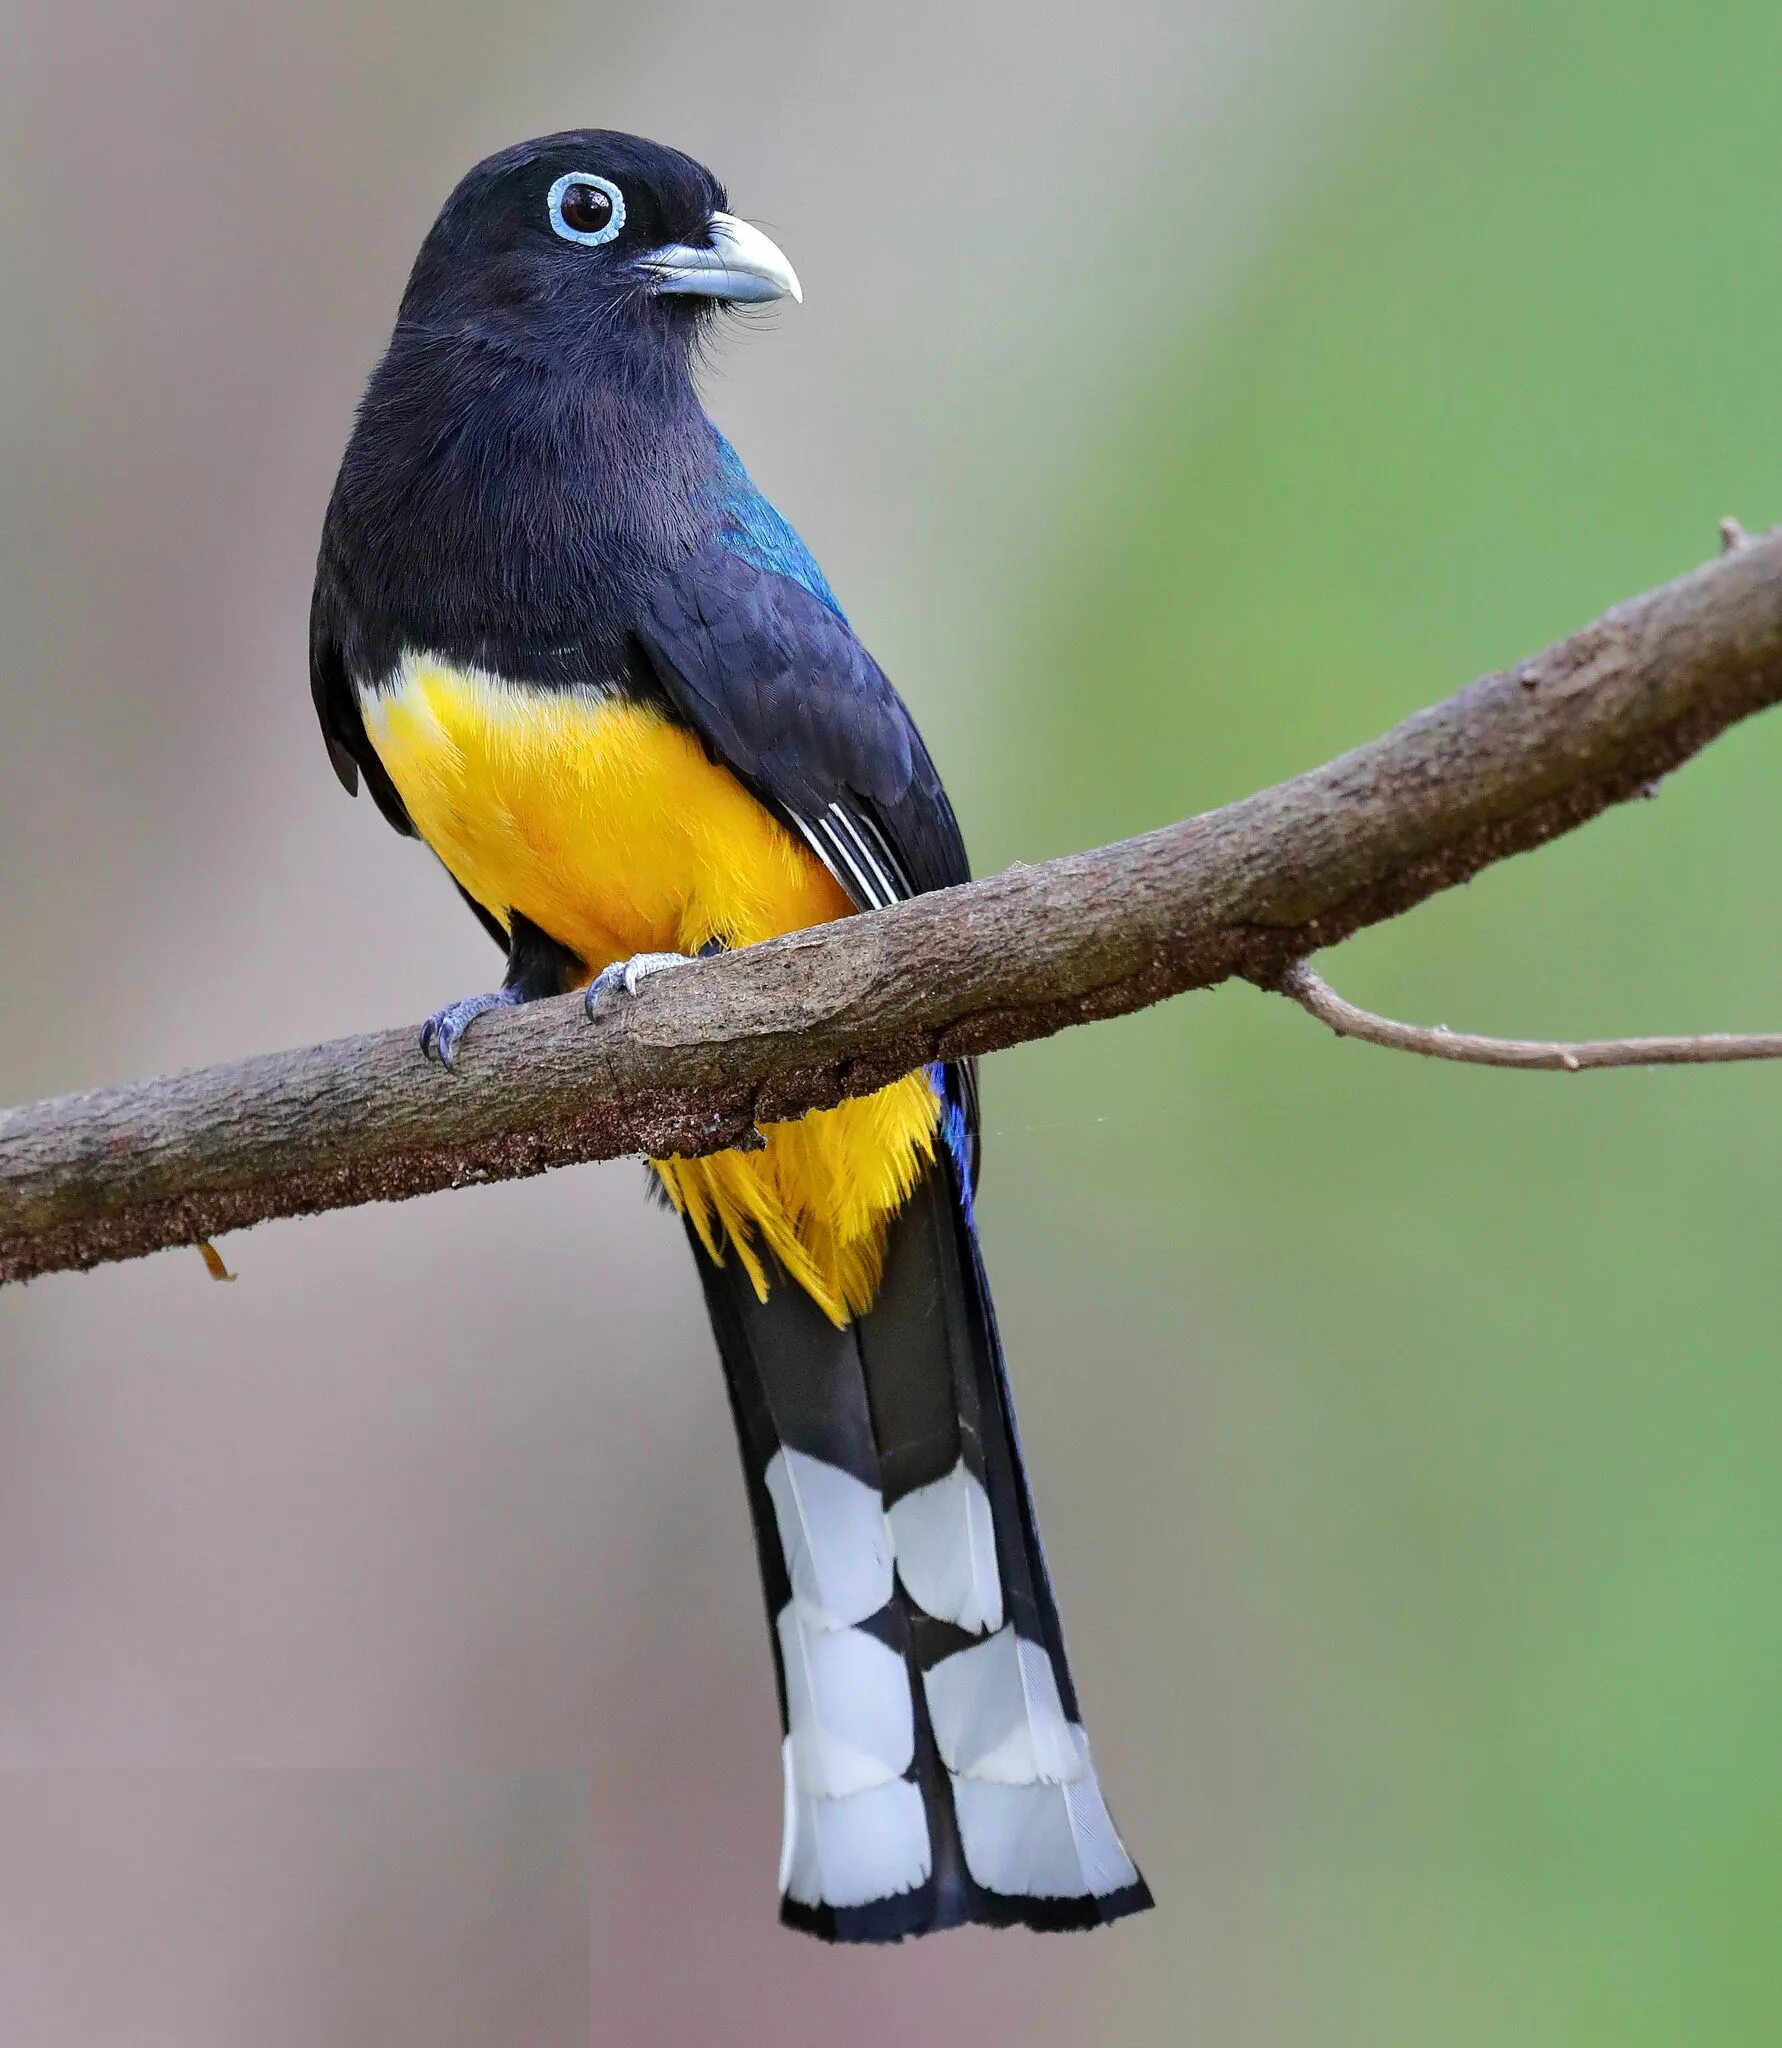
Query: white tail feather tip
xmin=780 ymin=1746 xmax=933 ymax=1910
xmin=950 ymin=1724 xmax=1139 ymax=1899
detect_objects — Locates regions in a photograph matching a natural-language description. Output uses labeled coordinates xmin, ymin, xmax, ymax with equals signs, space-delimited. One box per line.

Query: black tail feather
xmin=688 ymin=1150 xmax=1151 ymax=1943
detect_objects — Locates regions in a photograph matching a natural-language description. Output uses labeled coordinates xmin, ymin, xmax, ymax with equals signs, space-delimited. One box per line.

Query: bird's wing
xmin=309 ymin=582 xmax=414 ymax=838
xmin=638 ymin=540 xmax=968 ymax=906
xmin=638 ymin=539 xmax=980 ymax=1170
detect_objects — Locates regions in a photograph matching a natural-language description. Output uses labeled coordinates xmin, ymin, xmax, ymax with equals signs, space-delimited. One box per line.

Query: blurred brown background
xmin=7 ymin=0 xmax=1782 ymax=2042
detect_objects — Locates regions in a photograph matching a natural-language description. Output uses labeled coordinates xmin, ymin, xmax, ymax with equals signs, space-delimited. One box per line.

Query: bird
xmin=310 ymin=130 xmax=1150 ymax=1942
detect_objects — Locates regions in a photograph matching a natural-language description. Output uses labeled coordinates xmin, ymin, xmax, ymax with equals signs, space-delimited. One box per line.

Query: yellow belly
xmin=359 ymin=654 xmax=940 ymax=1324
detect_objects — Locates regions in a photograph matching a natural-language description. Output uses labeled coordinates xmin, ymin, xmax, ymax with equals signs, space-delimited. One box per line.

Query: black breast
xmin=314 ymin=325 xmax=719 ymax=694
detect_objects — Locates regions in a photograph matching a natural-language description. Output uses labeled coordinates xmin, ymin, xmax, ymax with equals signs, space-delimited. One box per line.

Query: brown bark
xmin=6 ymin=528 xmax=1782 ymax=1286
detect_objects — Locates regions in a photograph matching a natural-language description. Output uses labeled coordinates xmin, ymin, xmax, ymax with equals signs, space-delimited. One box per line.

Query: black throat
xmin=316 ymin=318 xmax=721 ymax=690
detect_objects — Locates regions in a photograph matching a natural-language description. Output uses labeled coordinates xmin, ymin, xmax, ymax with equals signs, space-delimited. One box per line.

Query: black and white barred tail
xmin=689 ymin=1150 xmax=1151 ymax=1941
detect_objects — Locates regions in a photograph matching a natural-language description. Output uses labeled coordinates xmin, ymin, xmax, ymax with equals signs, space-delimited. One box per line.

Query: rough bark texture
xmin=6 ymin=529 xmax=1782 ymax=1285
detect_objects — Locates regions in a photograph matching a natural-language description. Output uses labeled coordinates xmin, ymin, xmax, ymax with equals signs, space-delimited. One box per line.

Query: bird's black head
xmin=396 ymin=131 xmax=800 ymax=363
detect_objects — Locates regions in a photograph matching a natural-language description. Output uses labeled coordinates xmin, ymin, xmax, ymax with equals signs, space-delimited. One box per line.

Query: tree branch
xmin=6 ymin=526 xmax=1782 ymax=1287
xmin=1277 ymin=962 xmax=1782 ymax=1070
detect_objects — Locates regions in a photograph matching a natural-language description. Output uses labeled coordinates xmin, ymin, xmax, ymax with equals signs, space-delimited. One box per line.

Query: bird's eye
xmin=547 ymin=172 xmax=624 ymax=247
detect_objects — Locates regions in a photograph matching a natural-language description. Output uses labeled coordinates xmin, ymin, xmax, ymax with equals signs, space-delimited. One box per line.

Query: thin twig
xmin=5 ymin=525 xmax=1782 ymax=1284
xmin=1278 ymin=962 xmax=1782 ymax=1070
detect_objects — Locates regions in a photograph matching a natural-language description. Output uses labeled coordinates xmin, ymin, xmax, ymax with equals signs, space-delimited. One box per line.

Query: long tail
xmin=689 ymin=1146 xmax=1152 ymax=1942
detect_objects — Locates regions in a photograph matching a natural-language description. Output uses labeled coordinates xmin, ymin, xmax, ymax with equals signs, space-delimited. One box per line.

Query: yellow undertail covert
xmin=359 ymin=654 xmax=941 ymax=1325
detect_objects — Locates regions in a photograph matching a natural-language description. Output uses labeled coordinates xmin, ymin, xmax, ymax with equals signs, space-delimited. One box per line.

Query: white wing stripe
xmin=784 ymin=799 xmax=915 ymax=913
xmin=785 ymin=809 xmax=852 ymax=896
xmin=826 ymin=802 xmax=898 ymax=907
xmin=815 ymin=814 xmax=883 ymax=908
xmin=849 ymin=806 xmax=915 ymax=898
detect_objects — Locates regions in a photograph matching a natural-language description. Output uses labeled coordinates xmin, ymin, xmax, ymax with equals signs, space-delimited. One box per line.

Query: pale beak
xmin=644 ymin=211 xmax=803 ymax=305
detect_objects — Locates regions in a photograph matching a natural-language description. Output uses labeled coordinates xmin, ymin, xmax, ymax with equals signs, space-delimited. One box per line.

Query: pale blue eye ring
xmin=547 ymin=172 xmax=624 ymax=247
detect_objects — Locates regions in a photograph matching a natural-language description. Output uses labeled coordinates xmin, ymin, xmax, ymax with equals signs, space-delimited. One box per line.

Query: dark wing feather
xmin=637 ymin=542 xmax=968 ymax=902
xmin=309 ymin=573 xmax=416 ymax=838
xmin=638 ymin=541 xmax=979 ymax=1173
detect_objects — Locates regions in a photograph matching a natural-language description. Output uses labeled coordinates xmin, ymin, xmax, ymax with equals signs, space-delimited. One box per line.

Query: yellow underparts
xmin=359 ymin=654 xmax=940 ymax=1326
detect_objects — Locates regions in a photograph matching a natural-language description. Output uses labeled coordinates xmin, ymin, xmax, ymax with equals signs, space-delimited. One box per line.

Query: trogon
xmin=310 ymin=130 xmax=1150 ymax=1942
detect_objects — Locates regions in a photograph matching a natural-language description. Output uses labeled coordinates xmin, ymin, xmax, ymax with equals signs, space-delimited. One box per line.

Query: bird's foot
xmin=419 ymin=987 xmax=525 ymax=1069
xmin=583 ymin=951 xmax=695 ymax=1017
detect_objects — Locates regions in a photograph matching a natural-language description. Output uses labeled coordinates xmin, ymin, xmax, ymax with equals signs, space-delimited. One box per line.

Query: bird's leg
xmin=584 ymin=935 xmax=726 ymax=1017
xmin=420 ymin=912 xmax=585 ymax=1070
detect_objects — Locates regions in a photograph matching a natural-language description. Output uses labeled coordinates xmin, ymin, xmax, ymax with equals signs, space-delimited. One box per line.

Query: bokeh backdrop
xmin=4 ymin=1 xmax=1781 ymax=2042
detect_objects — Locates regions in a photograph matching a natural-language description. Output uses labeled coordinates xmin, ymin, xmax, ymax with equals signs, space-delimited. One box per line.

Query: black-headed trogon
xmin=310 ymin=131 xmax=1149 ymax=1942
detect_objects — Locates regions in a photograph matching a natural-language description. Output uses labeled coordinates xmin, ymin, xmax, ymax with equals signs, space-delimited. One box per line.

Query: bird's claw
xmin=584 ymin=951 xmax=694 ymax=1017
xmin=419 ymin=988 xmax=521 ymax=1070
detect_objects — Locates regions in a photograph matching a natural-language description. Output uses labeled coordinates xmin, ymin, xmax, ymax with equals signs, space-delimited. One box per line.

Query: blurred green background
xmin=3 ymin=1 xmax=1780 ymax=2042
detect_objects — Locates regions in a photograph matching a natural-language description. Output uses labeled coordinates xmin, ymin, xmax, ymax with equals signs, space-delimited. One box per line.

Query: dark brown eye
xmin=547 ymin=172 xmax=624 ymax=246
xmin=560 ymin=184 xmax=611 ymax=234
